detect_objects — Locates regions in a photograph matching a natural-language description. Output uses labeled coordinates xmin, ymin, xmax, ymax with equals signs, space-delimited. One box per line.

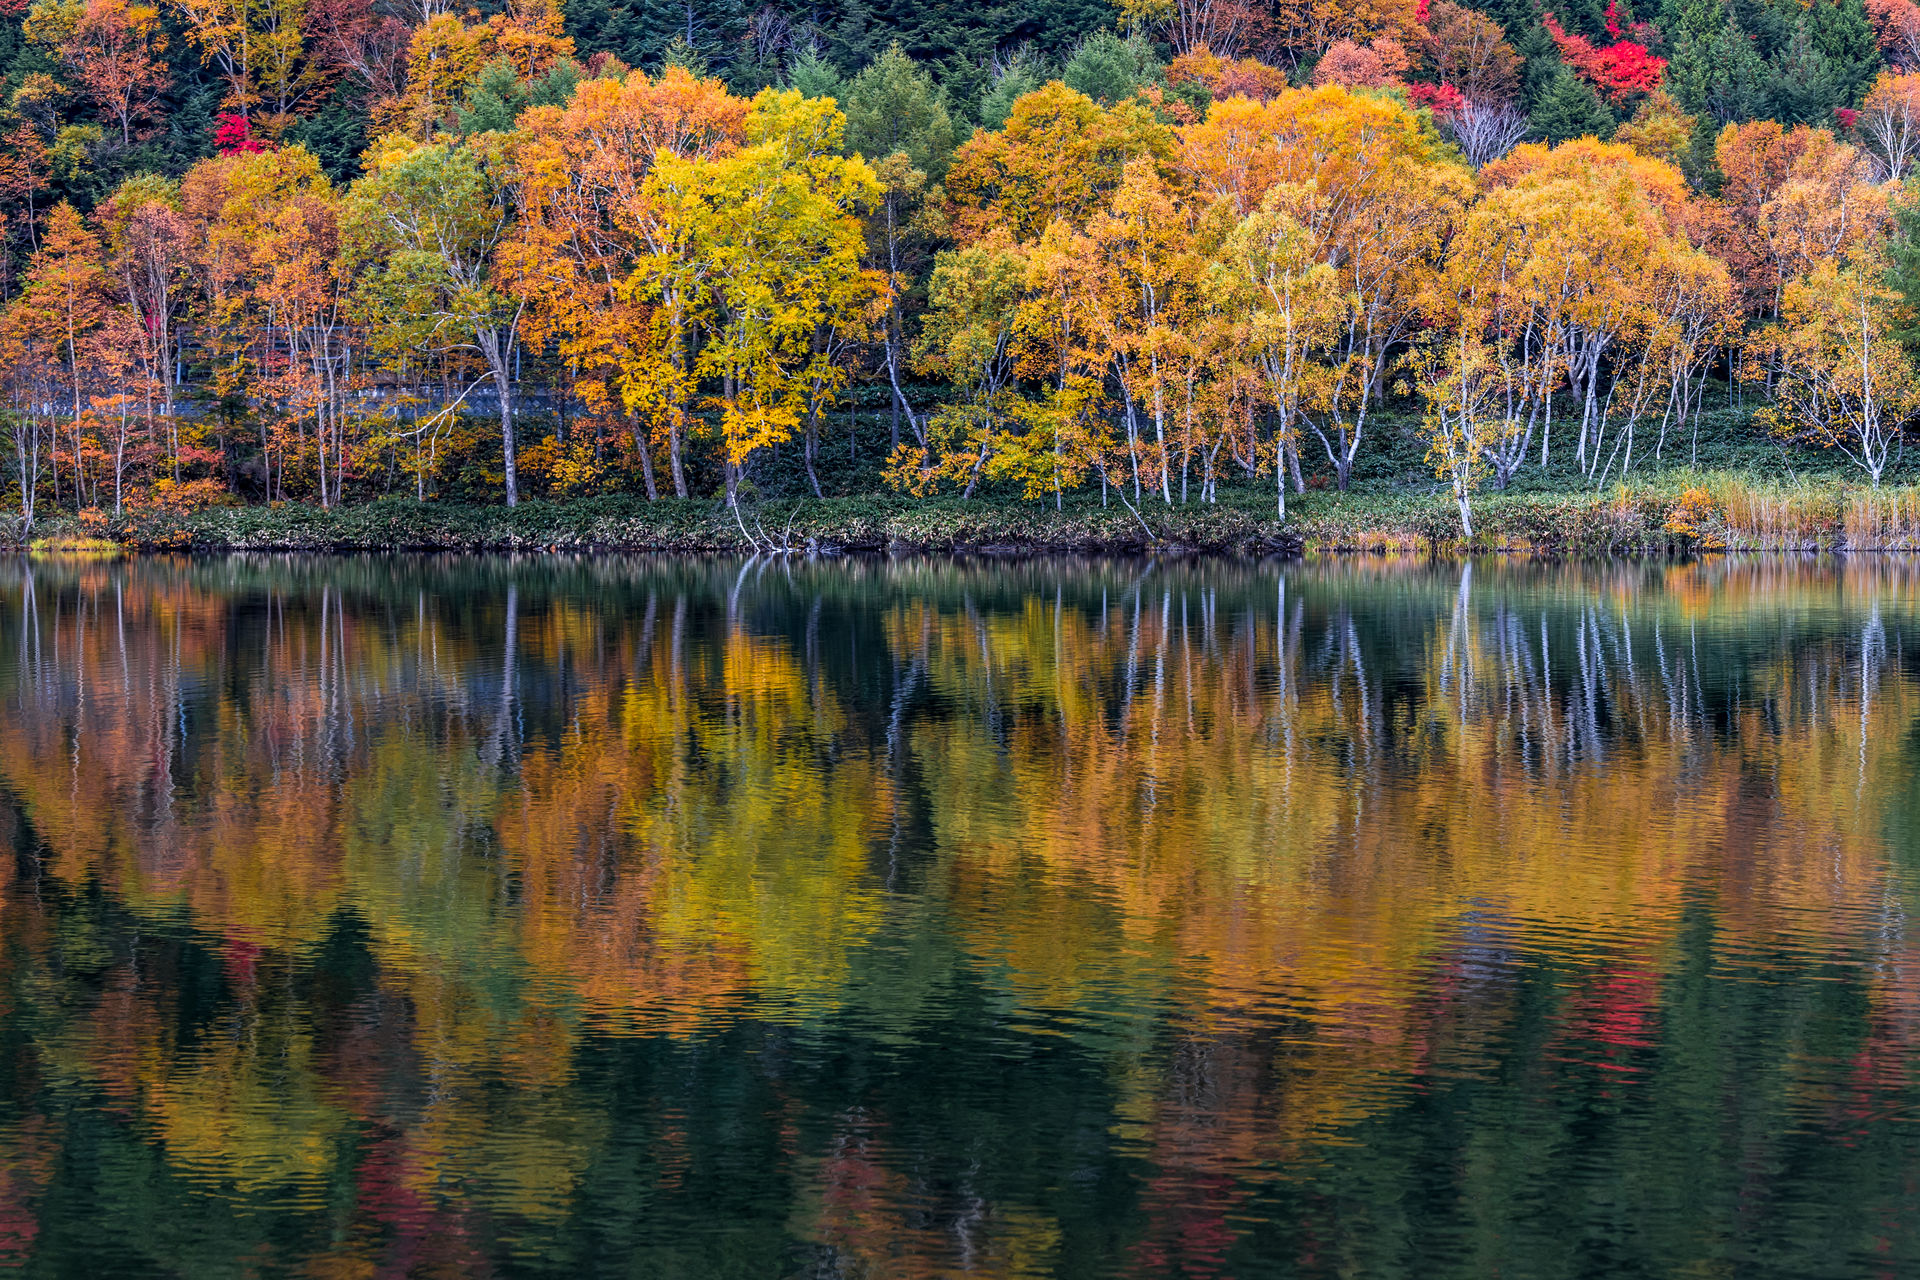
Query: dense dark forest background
xmin=0 ymin=0 xmax=1896 ymax=255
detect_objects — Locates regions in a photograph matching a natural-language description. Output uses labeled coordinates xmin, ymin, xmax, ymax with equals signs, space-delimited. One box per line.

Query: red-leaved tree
xmin=212 ymin=112 xmax=269 ymax=154
xmin=1544 ymin=3 xmax=1666 ymax=104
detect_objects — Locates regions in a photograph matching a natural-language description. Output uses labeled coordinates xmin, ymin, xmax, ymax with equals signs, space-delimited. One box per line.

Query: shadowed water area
xmin=0 ymin=553 xmax=1917 ymax=1278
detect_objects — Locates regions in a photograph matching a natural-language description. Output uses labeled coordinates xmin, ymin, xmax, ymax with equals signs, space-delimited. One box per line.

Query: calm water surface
xmin=0 ymin=553 xmax=1917 ymax=1278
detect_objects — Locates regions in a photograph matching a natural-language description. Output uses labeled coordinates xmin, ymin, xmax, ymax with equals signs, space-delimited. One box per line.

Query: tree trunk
xmin=632 ymin=417 xmax=659 ymax=500
xmin=804 ymin=400 xmax=824 ymax=498
xmin=668 ymin=313 xmax=690 ymax=497
xmin=480 ymin=328 xmax=518 ymax=506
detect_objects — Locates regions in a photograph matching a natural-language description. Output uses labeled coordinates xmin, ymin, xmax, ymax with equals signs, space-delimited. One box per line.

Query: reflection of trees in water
xmin=0 ymin=554 xmax=1917 ymax=1275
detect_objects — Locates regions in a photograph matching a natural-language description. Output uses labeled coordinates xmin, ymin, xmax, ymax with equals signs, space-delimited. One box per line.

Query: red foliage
xmin=1409 ymin=81 xmax=1467 ymax=113
xmin=1835 ymin=106 xmax=1859 ymax=129
xmin=212 ymin=112 xmax=270 ymax=155
xmin=1544 ymin=8 xmax=1667 ymax=104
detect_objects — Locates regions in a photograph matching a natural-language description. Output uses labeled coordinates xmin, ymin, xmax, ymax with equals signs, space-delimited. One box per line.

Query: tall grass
xmin=1843 ymin=487 xmax=1920 ymax=550
xmin=1682 ymin=474 xmax=1920 ymax=550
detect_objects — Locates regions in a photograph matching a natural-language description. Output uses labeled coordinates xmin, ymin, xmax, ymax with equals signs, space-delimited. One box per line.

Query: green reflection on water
xmin=0 ymin=553 xmax=1916 ymax=1277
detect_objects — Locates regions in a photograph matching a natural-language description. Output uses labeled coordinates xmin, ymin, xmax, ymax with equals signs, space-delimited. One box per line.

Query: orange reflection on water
xmin=0 ymin=553 xmax=1917 ymax=1276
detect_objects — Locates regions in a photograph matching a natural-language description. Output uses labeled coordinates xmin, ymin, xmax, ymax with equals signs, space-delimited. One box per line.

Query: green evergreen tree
xmin=786 ymin=45 xmax=846 ymax=100
xmin=1737 ymin=0 xmax=1797 ymax=57
xmin=283 ymin=88 xmax=370 ymax=184
xmin=822 ymin=0 xmax=877 ymax=73
xmin=1060 ymin=30 xmax=1159 ymax=106
xmin=1689 ymin=13 xmax=1770 ymax=123
xmin=567 ymin=0 xmax=743 ymax=80
xmin=1530 ymin=66 xmax=1617 ymax=142
xmin=978 ymin=49 xmax=1046 ymax=129
xmin=456 ymin=60 xmax=526 ymax=136
xmin=660 ymin=34 xmax=712 ymax=74
xmin=1883 ymin=188 xmax=1920 ymax=350
xmin=1516 ymin=26 xmax=1566 ymax=110
xmin=1767 ymin=20 xmax=1848 ymax=123
xmin=844 ymin=44 xmax=957 ymax=177
xmin=564 ymin=0 xmax=657 ymax=72
xmin=1807 ymin=0 xmax=1878 ymax=105
xmin=1657 ymin=0 xmax=1728 ymax=50
xmin=829 ymin=0 xmax=1112 ymax=109
xmin=1663 ymin=0 xmax=1727 ymax=114
xmin=1686 ymin=113 xmax=1725 ymax=193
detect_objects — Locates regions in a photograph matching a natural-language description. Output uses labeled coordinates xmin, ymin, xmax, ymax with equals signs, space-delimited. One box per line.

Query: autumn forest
xmin=4 ymin=0 xmax=1920 ymax=536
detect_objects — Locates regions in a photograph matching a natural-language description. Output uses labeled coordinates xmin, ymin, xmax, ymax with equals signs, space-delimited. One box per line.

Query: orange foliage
xmin=376 ymin=0 xmax=573 ymax=136
xmin=1167 ymin=44 xmax=1291 ymax=102
xmin=1311 ymin=36 xmax=1412 ymax=88
xmin=1266 ymin=0 xmax=1426 ymax=62
xmin=1713 ymin=121 xmax=1891 ymax=318
xmin=945 ymin=81 xmax=1174 ymax=243
xmin=1867 ymin=0 xmax=1920 ymax=70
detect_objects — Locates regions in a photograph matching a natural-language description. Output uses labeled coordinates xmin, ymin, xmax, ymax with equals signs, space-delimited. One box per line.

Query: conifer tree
xmin=1530 ymin=65 xmax=1616 ymax=141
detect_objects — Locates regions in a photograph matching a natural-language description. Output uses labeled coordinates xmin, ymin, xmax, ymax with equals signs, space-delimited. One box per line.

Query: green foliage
xmin=660 ymin=34 xmax=712 ymax=75
xmin=457 ymin=60 xmax=528 ymax=136
xmin=843 ymin=42 xmax=957 ymax=177
xmin=281 ymin=89 xmax=370 ymax=184
xmin=1514 ymin=23 xmax=1567 ymax=108
xmin=784 ymin=44 xmax=845 ymax=100
xmin=456 ymin=57 xmax=587 ymax=137
xmin=81 ymin=472 xmax=1920 ymax=555
xmin=1530 ymin=67 xmax=1616 ymax=142
xmin=1060 ymin=29 xmax=1160 ymax=106
xmin=978 ymin=50 xmax=1048 ymax=129
xmin=569 ymin=0 xmax=744 ymax=77
xmin=1766 ymin=7 xmax=1873 ymax=123
xmin=1884 ymin=189 xmax=1920 ymax=350
xmin=344 ymin=140 xmax=518 ymax=361
xmin=1807 ymin=0 xmax=1878 ymax=99
xmin=1668 ymin=12 xmax=1771 ymax=123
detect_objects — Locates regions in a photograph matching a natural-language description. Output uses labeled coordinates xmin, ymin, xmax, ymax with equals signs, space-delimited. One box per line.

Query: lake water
xmin=0 ymin=553 xmax=1917 ymax=1278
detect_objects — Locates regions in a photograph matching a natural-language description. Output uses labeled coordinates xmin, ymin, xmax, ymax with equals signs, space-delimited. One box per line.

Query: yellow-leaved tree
xmin=655 ymin=89 xmax=880 ymax=505
xmin=1758 ymin=245 xmax=1920 ymax=488
xmin=885 ymin=233 xmax=1029 ymax=498
xmin=508 ymin=65 xmax=748 ymax=499
xmin=1216 ymin=191 xmax=1342 ymax=518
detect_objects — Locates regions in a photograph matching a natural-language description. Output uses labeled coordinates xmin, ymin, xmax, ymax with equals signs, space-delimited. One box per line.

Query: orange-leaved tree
xmin=509 ymin=65 xmax=747 ymax=499
xmin=3 ymin=202 xmax=118 ymax=511
xmin=182 ymin=144 xmax=336 ymax=496
xmin=24 ymin=0 xmax=170 ymax=146
xmin=1713 ymin=121 xmax=1890 ymax=322
xmin=99 ymin=174 xmax=194 ymax=489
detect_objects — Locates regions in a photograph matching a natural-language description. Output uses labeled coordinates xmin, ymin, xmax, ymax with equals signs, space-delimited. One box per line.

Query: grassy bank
xmin=10 ymin=472 xmax=1915 ymax=556
xmin=9 ymin=397 xmax=1910 ymax=557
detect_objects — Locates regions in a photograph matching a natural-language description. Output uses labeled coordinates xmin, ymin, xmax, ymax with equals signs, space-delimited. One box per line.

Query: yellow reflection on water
xmin=0 ymin=554 xmax=1916 ymax=1275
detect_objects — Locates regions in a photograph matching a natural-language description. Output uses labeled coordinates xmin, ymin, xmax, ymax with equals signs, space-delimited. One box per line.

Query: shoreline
xmin=11 ymin=483 xmax=1920 ymax=557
